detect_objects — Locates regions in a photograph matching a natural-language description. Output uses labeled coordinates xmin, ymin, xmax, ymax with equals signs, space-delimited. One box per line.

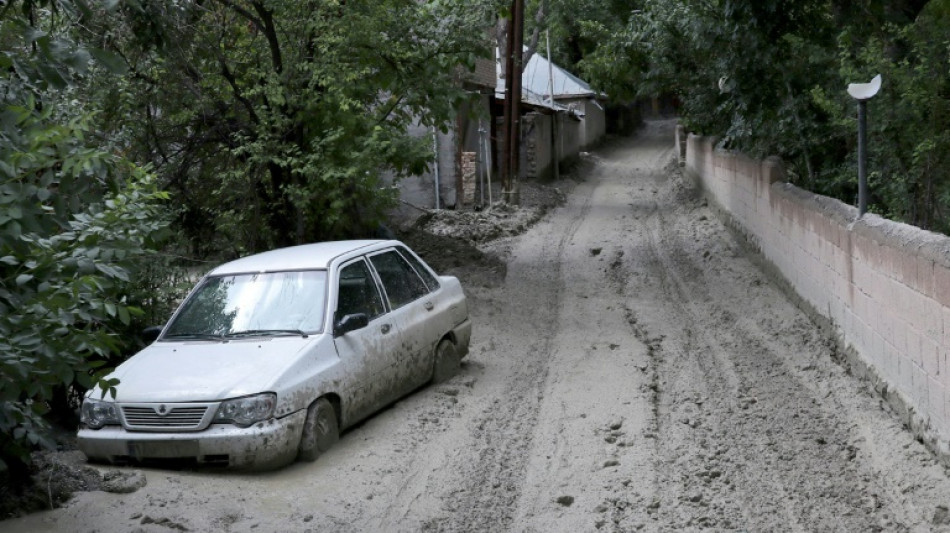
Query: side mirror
xmin=142 ymin=326 xmax=163 ymax=344
xmin=334 ymin=313 xmax=369 ymax=337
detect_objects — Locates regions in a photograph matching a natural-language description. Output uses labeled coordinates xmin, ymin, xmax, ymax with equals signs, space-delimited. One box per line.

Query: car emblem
xmin=157 ymin=404 xmax=168 ymax=416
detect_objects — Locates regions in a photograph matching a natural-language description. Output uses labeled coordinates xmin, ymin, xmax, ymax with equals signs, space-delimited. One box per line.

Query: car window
xmin=336 ymin=259 xmax=385 ymax=321
xmin=369 ymin=250 xmax=429 ymax=309
xmin=398 ymin=247 xmax=440 ymax=291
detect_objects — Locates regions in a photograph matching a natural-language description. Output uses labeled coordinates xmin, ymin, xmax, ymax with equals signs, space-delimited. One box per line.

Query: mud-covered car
xmin=77 ymin=240 xmax=471 ymax=469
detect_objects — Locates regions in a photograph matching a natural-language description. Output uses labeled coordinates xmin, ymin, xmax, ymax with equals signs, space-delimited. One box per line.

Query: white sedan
xmin=78 ymin=240 xmax=471 ymax=469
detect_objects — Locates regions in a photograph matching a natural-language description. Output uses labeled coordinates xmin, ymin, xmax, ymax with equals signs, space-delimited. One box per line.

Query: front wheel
xmin=297 ymin=398 xmax=339 ymax=462
xmin=431 ymin=338 xmax=459 ymax=384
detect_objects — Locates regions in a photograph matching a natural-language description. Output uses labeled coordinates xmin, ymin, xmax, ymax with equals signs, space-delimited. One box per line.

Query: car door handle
xmin=381 ymin=324 xmax=391 ymax=334
xmin=424 ymin=301 xmax=434 ymax=311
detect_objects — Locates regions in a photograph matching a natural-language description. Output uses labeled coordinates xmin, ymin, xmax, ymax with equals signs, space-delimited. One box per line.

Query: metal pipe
xmin=546 ymin=29 xmax=559 ymax=181
xmin=432 ymin=127 xmax=441 ymax=210
xmin=478 ymin=123 xmax=486 ymax=206
xmin=501 ymin=11 xmax=515 ymax=199
xmin=485 ymin=126 xmax=493 ymax=206
xmin=546 ymin=30 xmax=555 ymax=106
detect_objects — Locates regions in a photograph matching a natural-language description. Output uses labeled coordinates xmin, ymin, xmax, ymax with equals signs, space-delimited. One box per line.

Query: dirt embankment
xmin=4 ymin=120 xmax=950 ymax=532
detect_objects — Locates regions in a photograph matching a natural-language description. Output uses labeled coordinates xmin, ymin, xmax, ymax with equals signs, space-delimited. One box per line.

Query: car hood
xmin=105 ymin=336 xmax=322 ymax=403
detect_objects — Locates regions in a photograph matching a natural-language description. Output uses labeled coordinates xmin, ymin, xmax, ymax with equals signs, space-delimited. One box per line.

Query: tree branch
xmin=250 ymin=1 xmax=283 ymax=74
xmin=213 ymin=0 xmax=266 ymax=34
xmin=215 ymin=48 xmax=260 ymax=124
xmin=522 ymin=1 xmax=546 ymax=68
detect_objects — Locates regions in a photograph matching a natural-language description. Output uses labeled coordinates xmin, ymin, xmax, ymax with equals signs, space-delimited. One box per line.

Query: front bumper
xmin=77 ymin=409 xmax=307 ymax=469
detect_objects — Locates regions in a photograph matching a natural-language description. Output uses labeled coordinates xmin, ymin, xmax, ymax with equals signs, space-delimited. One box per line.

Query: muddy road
xmin=7 ymin=120 xmax=950 ymax=532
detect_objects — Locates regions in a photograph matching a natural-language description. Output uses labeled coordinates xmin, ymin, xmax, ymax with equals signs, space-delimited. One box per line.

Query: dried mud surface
xmin=5 ymin=120 xmax=950 ymax=532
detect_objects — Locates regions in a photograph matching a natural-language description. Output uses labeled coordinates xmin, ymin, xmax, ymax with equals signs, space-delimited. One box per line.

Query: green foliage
xmin=568 ymin=0 xmax=950 ymax=233
xmin=0 ymin=0 xmax=496 ymax=473
xmin=525 ymin=0 xmax=641 ymax=70
xmin=88 ymin=0 xmax=496 ymax=254
xmin=825 ymin=5 xmax=950 ymax=231
xmin=0 ymin=0 xmax=170 ymax=471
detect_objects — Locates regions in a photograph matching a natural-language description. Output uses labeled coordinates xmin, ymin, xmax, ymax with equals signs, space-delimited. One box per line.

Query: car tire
xmin=297 ymin=398 xmax=339 ymax=462
xmin=431 ymin=338 xmax=459 ymax=384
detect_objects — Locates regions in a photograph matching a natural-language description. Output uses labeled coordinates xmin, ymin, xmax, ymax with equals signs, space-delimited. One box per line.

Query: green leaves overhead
xmin=571 ymin=0 xmax=950 ymax=233
xmin=1 ymin=0 xmax=170 ymax=472
xmin=90 ymin=0 xmax=495 ymax=252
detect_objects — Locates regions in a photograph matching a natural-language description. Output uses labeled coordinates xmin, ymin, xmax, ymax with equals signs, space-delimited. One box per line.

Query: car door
xmin=331 ymin=257 xmax=399 ymax=424
xmin=396 ymin=245 xmax=446 ymax=342
xmin=367 ymin=249 xmax=437 ymax=390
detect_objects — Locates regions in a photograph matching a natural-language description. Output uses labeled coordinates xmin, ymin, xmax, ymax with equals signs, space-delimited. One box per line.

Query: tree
xmin=0 ymin=0 xmax=169 ymax=473
xmin=819 ymin=0 xmax=950 ymax=229
xmin=88 ymin=0 xmax=497 ymax=254
xmin=571 ymin=0 xmax=950 ymax=233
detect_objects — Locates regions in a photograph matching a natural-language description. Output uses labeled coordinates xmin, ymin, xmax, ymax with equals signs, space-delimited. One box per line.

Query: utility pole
xmin=501 ymin=0 xmax=524 ymax=205
xmin=546 ymin=28 xmax=559 ymax=181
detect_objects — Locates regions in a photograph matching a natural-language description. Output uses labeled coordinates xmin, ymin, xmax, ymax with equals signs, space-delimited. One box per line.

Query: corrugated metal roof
xmin=521 ymin=52 xmax=597 ymax=99
xmin=495 ymin=48 xmax=597 ymax=99
xmin=494 ymin=84 xmax=573 ymax=113
xmin=493 ymin=47 xmax=598 ymax=116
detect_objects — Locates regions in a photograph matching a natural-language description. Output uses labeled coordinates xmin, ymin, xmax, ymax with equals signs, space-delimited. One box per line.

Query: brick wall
xmin=684 ymin=130 xmax=950 ymax=462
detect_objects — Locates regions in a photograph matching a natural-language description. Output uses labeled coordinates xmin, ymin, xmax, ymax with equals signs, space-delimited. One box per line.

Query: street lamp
xmin=847 ymin=74 xmax=882 ymax=216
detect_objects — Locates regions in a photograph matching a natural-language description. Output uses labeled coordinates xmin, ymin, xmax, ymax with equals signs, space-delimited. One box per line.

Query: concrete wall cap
xmin=852 ymin=214 xmax=950 ymax=267
xmin=771 ymin=183 xmax=856 ymax=226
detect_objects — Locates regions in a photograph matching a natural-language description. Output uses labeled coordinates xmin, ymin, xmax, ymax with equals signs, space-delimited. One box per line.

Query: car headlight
xmin=81 ymin=398 xmax=120 ymax=429
xmin=213 ymin=393 xmax=277 ymax=427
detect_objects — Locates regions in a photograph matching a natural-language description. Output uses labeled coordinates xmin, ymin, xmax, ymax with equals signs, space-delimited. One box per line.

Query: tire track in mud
xmin=424 ymin=176 xmax=598 ymax=532
xmin=627 ymin=188 xmax=854 ymax=529
xmin=611 ymin=152 xmax=949 ymax=531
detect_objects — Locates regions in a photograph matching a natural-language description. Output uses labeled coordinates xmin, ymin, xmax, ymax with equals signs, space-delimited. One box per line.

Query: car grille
xmin=121 ymin=404 xmax=213 ymax=431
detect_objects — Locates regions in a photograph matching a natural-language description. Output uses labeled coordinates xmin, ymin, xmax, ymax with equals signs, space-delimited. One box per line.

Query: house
xmin=389 ymin=48 xmax=607 ymax=218
xmin=492 ymin=50 xmax=606 ymax=183
xmin=387 ymin=57 xmax=496 ymax=219
xmin=518 ymin=51 xmax=606 ymax=151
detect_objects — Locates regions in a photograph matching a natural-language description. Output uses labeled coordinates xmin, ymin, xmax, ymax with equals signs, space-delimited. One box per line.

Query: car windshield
xmin=164 ymin=270 xmax=327 ymax=338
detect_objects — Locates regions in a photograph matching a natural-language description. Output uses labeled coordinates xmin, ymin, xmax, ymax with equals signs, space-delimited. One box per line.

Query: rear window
xmin=398 ymin=247 xmax=440 ymax=291
xmin=370 ymin=251 xmax=429 ymax=309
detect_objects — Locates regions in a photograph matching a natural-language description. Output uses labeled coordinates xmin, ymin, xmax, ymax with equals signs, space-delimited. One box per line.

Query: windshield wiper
xmin=163 ymin=332 xmax=224 ymax=341
xmin=226 ymin=329 xmax=309 ymax=338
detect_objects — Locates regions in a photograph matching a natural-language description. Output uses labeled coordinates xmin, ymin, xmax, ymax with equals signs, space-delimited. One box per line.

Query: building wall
xmin=493 ymin=110 xmax=583 ymax=184
xmin=387 ymin=94 xmax=493 ymax=220
xmin=684 ymin=131 xmax=950 ymax=463
xmin=522 ymin=112 xmax=553 ymax=180
xmin=581 ymin=99 xmax=606 ymax=149
xmin=558 ymin=115 xmax=582 ymax=166
xmin=383 ymin=121 xmax=438 ymax=221
xmin=558 ymin=97 xmax=606 ymax=150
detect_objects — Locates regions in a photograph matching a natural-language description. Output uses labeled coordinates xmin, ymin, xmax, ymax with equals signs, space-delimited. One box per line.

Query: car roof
xmin=208 ymin=240 xmax=392 ymax=275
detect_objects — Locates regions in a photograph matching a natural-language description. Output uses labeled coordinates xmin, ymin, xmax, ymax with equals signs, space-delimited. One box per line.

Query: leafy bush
xmin=826 ymin=5 xmax=950 ymax=231
xmin=573 ymin=0 xmax=950 ymax=234
xmin=0 ymin=0 xmax=170 ymax=473
xmin=88 ymin=0 xmax=497 ymax=254
xmin=0 ymin=104 xmax=169 ymax=471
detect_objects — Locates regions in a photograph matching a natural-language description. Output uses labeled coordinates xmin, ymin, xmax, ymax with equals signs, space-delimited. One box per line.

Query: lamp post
xmin=847 ymin=74 xmax=882 ymax=217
